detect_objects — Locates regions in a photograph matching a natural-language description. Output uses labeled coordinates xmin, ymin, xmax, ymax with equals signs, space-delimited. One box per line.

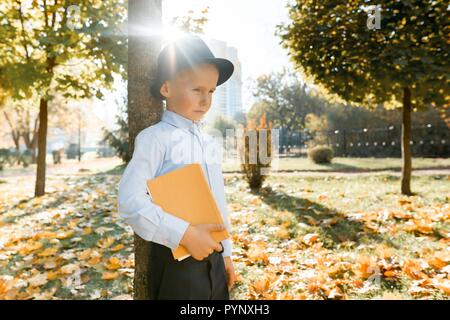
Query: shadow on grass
xmin=254 ymin=187 xmax=387 ymax=248
xmin=1 ymin=175 xmax=108 ymax=224
xmin=315 ymin=161 xmax=360 ymax=171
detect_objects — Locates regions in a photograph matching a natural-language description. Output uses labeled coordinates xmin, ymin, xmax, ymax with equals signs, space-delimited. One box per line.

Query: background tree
xmin=171 ymin=6 xmax=209 ymax=34
xmin=102 ymin=90 xmax=130 ymax=163
xmin=249 ymin=69 xmax=326 ymax=147
xmin=278 ymin=0 xmax=449 ymax=195
xmin=233 ymin=111 xmax=247 ymax=127
xmin=0 ymin=0 xmax=127 ymax=196
xmin=207 ymin=114 xmax=237 ymax=137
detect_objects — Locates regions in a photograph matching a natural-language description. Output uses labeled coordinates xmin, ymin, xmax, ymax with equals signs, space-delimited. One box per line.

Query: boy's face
xmin=160 ymin=63 xmax=219 ymax=122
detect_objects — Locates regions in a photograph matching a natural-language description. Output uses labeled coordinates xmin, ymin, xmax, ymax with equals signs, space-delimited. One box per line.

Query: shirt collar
xmin=161 ymin=109 xmax=206 ymax=132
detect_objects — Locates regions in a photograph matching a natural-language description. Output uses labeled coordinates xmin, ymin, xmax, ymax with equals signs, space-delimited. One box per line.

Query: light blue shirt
xmin=117 ymin=109 xmax=232 ymax=258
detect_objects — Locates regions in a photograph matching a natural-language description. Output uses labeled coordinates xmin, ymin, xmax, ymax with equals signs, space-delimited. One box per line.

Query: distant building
xmin=204 ymin=38 xmax=243 ymax=123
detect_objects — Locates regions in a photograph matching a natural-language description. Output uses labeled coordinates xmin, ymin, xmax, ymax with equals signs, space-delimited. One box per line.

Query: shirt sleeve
xmin=216 ymin=168 xmax=233 ymax=258
xmin=117 ymin=130 xmax=190 ymax=250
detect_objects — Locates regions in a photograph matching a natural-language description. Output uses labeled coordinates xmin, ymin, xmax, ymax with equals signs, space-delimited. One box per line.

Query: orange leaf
xmin=105 ymin=257 xmax=122 ymax=270
xmin=102 ymin=272 xmax=119 ymax=280
xmin=302 ymin=233 xmax=319 ymax=246
xmin=383 ymin=270 xmax=396 ymax=278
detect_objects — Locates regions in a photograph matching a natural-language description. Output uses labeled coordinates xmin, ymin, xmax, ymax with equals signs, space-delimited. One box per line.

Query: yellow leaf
xmin=38 ymin=231 xmax=59 ymax=240
xmin=97 ymin=237 xmax=115 ymax=249
xmin=83 ymin=227 xmax=93 ymax=235
xmin=102 ymin=272 xmax=119 ymax=280
xmin=56 ymin=230 xmax=76 ymax=239
xmin=19 ymin=240 xmax=43 ymax=255
xmin=111 ymin=244 xmax=125 ymax=252
xmin=78 ymin=249 xmax=93 ymax=260
xmin=250 ymin=196 xmax=261 ymax=206
xmin=59 ymin=264 xmax=79 ymax=274
xmin=246 ymin=242 xmax=269 ymax=265
xmin=229 ymin=203 xmax=242 ymax=212
xmin=47 ymin=271 xmax=59 ymax=280
xmin=88 ymin=256 xmax=101 ymax=266
xmin=105 ymin=257 xmax=122 ymax=270
xmin=38 ymin=247 xmax=58 ymax=257
xmin=276 ymin=228 xmax=290 ymax=239
xmin=251 ymin=277 xmax=271 ymax=293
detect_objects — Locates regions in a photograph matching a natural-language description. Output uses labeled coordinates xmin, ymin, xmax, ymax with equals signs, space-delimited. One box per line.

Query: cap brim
xmin=204 ymin=58 xmax=234 ymax=86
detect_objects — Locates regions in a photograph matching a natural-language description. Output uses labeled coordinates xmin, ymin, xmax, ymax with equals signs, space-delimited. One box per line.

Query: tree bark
xmin=128 ymin=0 xmax=163 ymax=300
xmin=401 ymin=87 xmax=412 ymax=195
xmin=22 ymin=112 xmax=39 ymax=164
xmin=35 ymin=97 xmax=48 ymax=197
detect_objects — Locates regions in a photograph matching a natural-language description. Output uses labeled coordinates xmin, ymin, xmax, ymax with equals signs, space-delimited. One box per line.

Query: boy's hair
xmin=151 ymin=35 xmax=234 ymax=100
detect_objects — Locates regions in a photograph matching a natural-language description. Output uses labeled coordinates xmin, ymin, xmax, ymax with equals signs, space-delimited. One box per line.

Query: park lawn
xmin=0 ymin=171 xmax=448 ymax=300
xmin=222 ymin=157 xmax=450 ymax=172
xmin=227 ymin=173 xmax=449 ymax=299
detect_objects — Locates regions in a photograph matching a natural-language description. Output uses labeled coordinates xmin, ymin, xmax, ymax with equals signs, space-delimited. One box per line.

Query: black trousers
xmin=148 ymin=242 xmax=229 ymax=300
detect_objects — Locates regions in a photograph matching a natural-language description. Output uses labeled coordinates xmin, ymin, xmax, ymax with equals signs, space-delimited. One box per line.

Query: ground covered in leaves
xmin=0 ymin=169 xmax=448 ymax=300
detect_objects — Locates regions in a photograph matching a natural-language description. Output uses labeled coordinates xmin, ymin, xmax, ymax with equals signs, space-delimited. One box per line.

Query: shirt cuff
xmin=154 ymin=209 xmax=190 ymax=250
xmin=221 ymin=238 xmax=232 ymax=258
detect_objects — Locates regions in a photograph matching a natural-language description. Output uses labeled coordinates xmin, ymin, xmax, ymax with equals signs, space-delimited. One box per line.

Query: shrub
xmin=239 ymin=113 xmax=273 ymax=190
xmin=308 ymin=145 xmax=333 ymax=164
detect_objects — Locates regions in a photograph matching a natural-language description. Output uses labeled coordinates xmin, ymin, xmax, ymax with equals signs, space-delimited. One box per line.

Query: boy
xmin=118 ymin=35 xmax=235 ymax=300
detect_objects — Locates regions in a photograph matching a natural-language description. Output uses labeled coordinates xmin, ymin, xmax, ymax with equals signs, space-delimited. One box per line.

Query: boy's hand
xmin=180 ymin=224 xmax=225 ymax=261
xmin=223 ymin=256 xmax=235 ymax=291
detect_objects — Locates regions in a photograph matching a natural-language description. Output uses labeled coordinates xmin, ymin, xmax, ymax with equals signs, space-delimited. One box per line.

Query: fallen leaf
xmin=110 ymin=244 xmax=125 ymax=252
xmin=97 ymin=237 xmax=115 ymax=249
xmin=38 ymin=247 xmax=58 ymax=257
xmin=303 ymin=233 xmax=319 ymax=246
xmin=27 ymin=273 xmax=48 ymax=287
xmin=102 ymin=272 xmax=119 ymax=280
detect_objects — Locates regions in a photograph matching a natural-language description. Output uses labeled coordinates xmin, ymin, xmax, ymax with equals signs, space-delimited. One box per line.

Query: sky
xmin=95 ymin=0 xmax=294 ymax=129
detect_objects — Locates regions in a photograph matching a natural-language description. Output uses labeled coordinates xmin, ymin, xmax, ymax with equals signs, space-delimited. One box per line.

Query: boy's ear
xmin=160 ymin=81 xmax=170 ymax=99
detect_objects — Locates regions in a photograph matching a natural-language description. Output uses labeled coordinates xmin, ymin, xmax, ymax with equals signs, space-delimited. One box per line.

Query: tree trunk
xmin=128 ymin=0 xmax=163 ymax=300
xmin=3 ymin=111 xmax=21 ymax=163
xmin=35 ymin=97 xmax=48 ymax=197
xmin=401 ymin=87 xmax=412 ymax=195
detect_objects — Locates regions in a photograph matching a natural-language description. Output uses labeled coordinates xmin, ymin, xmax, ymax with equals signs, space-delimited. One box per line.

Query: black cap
xmin=151 ymin=35 xmax=235 ymax=100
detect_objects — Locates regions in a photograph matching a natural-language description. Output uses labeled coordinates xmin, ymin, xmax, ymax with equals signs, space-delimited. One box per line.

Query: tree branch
xmin=43 ymin=0 xmax=49 ymax=28
xmin=51 ymin=0 xmax=58 ymax=28
xmin=16 ymin=0 xmax=30 ymax=61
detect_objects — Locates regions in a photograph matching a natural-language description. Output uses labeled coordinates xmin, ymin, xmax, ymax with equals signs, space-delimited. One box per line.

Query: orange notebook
xmin=146 ymin=163 xmax=229 ymax=261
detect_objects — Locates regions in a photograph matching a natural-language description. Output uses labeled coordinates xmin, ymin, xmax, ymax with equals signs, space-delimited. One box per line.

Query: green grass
xmin=227 ymin=173 xmax=449 ymax=300
xmin=0 ymin=166 xmax=448 ymax=300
